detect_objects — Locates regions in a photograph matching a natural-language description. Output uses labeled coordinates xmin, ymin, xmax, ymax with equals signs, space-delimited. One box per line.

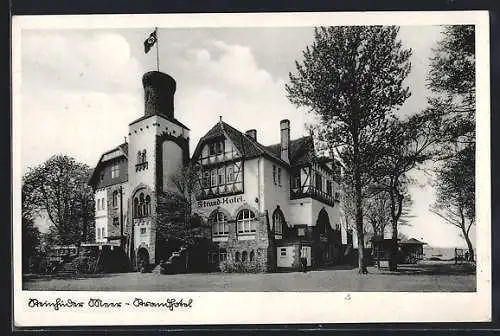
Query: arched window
xmin=133 ymin=191 xmax=151 ymax=218
xmin=250 ymin=250 xmax=255 ymax=262
xmin=142 ymin=149 xmax=147 ymax=162
xmin=235 ymin=251 xmax=240 ymax=262
xmin=137 ymin=151 xmax=142 ymax=163
xmin=133 ymin=197 xmax=139 ymax=218
xmin=241 ymin=251 xmax=248 ymax=262
xmin=272 ymin=208 xmax=284 ymax=235
xmin=145 ymin=195 xmax=151 ymax=217
xmin=236 ymin=209 xmax=256 ymax=234
xmin=112 ymin=191 xmax=119 ymax=208
xmin=210 ymin=211 xmax=228 ymax=236
xmin=139 ymin=193 xmax=146 ymax=217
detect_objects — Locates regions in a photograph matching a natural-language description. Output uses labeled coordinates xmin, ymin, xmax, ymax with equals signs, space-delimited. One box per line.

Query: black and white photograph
xmin=12 ymin=11 xmax=491 ymax=326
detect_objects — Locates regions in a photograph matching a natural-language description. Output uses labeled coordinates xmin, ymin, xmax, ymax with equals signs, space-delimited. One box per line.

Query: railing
xmin=290 ymin=187 xmax=337 ymax=206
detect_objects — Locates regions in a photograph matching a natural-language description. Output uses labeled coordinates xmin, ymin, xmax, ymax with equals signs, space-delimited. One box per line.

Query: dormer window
xmin=209 ymin=140 xmax=224 ymax=156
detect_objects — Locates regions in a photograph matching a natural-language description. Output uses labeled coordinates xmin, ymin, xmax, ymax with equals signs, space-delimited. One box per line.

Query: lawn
xmin=23 ymin=261 xmax=476 ymax=292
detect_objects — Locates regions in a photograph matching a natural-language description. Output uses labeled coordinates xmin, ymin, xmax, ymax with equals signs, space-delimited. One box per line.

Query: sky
xmin=19 ymin=25 xmax=475 ymax=248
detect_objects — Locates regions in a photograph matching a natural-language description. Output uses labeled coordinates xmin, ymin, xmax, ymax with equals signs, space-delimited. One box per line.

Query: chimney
xmin=245 ymin=129 xmax=257 ymax=141
xmin=142 ymin=71 xmax=176 ymax=119
xmin=280 ymin=119 xmax=290 ymax=163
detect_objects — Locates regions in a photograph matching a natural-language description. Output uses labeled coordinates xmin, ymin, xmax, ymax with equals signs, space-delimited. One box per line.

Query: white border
xmin=12 ymin=11 xmax=491 ymax=327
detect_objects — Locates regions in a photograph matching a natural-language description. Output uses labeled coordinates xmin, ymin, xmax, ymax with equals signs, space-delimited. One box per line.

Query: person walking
xmin=301 ymin=256 xmax=308 ymax=273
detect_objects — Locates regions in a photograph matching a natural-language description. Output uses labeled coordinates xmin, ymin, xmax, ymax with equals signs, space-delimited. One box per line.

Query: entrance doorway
xmin=137 ymin=247 xmax=150 ymax=273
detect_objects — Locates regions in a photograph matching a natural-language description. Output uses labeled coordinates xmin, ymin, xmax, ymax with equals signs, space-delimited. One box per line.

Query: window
xmin=237 ymin=209 xmax=256 ymax=234
xmin=211 ymin=212 xmax=228 ymax=236
xmin=111 ymin=164 xmax=120 ymax=178
xmin=272 ymin=210 xmax=283 ymax=235
xmin=101 ymin=198 xmax=105 ymax=210
xmin=326 ymin=181 xmax=333 ymax=196
xmin=298 ymin=227 xmax=306 ymax=236
xmin=226 ymin=166 xmax=234 ymax=183
xmin=209 ymin=252 xmax=218 ymax=264
xmin=241 ymin=251 xmax=248 ymax=262
xmin=139 ymin=193 xmax=145 ymax=217
xmin=100 ymin=171 xmax=105 ymax=181
xmin=280 ymin=248 xmax=287 ymax=256
xmin=277 ymin=167 xmax=282 ymax=187
xmin=202 ymin=171 xmax=210 ymax=188
xmin=216 ymin=141 xmax=224 ymax=155
xmin=137 ymin=151 xmax=142 ymax=163
xmin=145 ymin=195 xmax=151 ymax=217
xmin=235 ymin=251 xmax=241 ymax=262
xmin=133 ymin=192 xmax=151 ymax=218
xmin=112 ymin=191 xmax=119 ymax=207
xmin=249 ymin=250 xmax=255 ymax=262
xmin=101 ymin=227 xmax=105 ymax=239
xmin=140 ymin=227 xmax=147 ymax=234
xmin=97 ymin=227 xmax=101 ymax=240
xmin=291 ymin=171 xmax=301 ymax=189
xmin=133 ymin=198 xmax=139 ymax=217
xmin=209 ymin=141 xmax=224 ymax=156
xmin=210 ymin=169 xmax=217 ymax=187
xmin=142 ymin=149 xmax=147 ymax=162
xmin=219 ymin=249 xmax=227 ymax=262
xmin=217 ymin=167 xmax=225 ymax=186
xmin=113 ymin=217 xmax=119 ymax=226
xmin=273 ymin=165 xmax=277 ymax=184
xmin=315 ymin=172 xmax=322 ymax=191
xmin=96 ymin=199 xmax=100 ymax=210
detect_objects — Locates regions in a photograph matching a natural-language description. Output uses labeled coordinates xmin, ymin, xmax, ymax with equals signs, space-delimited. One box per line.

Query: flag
xmin=144 ymin=30 xmax=157 ymax=54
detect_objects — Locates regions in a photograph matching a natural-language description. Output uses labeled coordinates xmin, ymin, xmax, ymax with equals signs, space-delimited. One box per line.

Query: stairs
xmin=151 ymin=264 xmax=162 ymax=274
xmin=160 ymin=245 xmax=189 ymax=274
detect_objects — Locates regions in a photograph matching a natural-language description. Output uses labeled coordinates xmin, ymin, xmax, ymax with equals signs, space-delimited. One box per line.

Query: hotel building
xmin=89 ymin=71 xmax=347 ymax=272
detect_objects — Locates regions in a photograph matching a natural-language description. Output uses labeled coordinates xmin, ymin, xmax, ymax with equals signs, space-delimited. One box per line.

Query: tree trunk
xmin=389 ymin=220 xmax=398 ymax=271
xmin=462 ymin=226 xmax=475 ymax=262
xmin=388 ymin=189 xmax=403 ymax=271
xmin=353 ymin=131 xmax=367 ymax=274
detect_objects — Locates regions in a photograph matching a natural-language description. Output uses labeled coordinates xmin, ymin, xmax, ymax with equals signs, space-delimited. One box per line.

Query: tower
xmin=128 ymin=71 xmax=190 ymax=268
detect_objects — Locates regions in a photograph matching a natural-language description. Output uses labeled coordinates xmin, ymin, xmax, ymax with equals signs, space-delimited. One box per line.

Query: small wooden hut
xmin=398 ymin=238 xmax=426 ymax=264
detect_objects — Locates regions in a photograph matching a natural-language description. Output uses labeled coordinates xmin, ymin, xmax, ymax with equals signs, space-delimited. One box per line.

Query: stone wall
xmin=211 ymin=212 xmax=271 ymax=273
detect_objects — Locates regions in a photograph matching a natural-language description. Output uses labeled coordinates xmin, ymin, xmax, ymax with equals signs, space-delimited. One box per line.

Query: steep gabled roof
xmin=88 ymin=142 xmax=128 ymax=186
xmin=192 ymin=121 xmax=293 ymax=166
xmin=265 ymin=135 xmax=315 ymax=167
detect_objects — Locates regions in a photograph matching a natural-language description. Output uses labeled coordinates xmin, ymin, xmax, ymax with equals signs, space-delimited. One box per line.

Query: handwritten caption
xmin=27 ymin=297 xmax=193 ymax=311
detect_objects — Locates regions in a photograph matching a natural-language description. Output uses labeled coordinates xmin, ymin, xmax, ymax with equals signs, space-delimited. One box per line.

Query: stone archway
xmin=314 ymin=208 xmax=332 ymax=267
xmin=137 ymin=247 xmax=150 ymax=273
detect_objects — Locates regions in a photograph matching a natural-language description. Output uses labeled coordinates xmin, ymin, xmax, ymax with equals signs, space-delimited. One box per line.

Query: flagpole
xmin=155 ymin=27 xmax=160 ymax=72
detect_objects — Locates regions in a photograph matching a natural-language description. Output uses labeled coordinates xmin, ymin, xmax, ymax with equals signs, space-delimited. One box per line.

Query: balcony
xmin=135 ymin=161 xmax=148 ymax=172
xmin=290 ymin=186 xmax=337 ymax=207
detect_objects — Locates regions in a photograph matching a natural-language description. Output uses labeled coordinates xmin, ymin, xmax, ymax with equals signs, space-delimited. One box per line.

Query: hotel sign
xmin=196 ymin=195 xmax=244 ymax=208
